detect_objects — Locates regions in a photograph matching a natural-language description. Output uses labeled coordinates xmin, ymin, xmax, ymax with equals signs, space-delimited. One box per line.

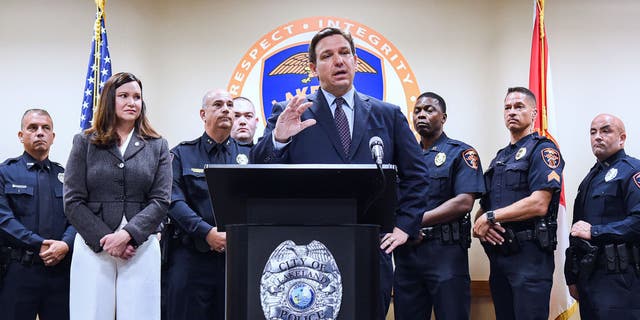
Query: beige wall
xmin=2 ymin=0 xmax=639 ymax=285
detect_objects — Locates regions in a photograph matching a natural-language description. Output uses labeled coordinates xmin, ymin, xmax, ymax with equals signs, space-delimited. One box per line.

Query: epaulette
xmin=445 ymin=138 xmax=462 ymax=147
xmin=1 ymin=156 xmax=22 ymax=166
xmin=621 ymin=156 xmax=640 ymax=171
xmin=51 ymin=161 xmax=64 ymax=169
xmin=179 ymin=137 xmax=200 ymax=145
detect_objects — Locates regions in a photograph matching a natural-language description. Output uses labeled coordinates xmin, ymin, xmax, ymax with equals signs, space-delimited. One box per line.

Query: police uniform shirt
xmin=423 ymin=133 xmax=485 ymax=212
xmin=573 ymin=149 xmax=640 ymax=244
xmin=481 ymin=133 xmax=564 ymax=228
xmin=169 ymin=133 xmax=251 ymax=239
xmin=0 ymin=152 xmax=75 ymax=249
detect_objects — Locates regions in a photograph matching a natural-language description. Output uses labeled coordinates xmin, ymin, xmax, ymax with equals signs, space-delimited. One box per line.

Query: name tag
xmin=12 ymin=184 xmax=27 ymax=188
xmin=191 ymin=168 xmax=204 ymax=173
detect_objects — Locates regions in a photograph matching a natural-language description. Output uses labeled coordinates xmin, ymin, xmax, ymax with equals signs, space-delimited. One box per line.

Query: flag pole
xmin=91 ymin=0 xmax=105 ymax=117
xmin=538 ymin=0 xmax=548 ymax=135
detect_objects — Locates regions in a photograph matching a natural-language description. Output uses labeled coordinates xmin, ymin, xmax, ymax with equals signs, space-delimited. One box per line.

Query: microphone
xmin=369 ymin=136 xmax=384 ymax=166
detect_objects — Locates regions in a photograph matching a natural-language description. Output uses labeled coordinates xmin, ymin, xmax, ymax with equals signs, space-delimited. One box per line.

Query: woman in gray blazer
xmin=63 ymin=72 xmax=172 ymax=320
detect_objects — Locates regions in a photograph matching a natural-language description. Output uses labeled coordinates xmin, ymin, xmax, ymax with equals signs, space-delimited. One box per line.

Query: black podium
xmin=205 ymin=164 xmax=398 ymax=320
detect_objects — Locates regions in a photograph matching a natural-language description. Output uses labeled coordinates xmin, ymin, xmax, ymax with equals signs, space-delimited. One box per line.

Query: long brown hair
xmin=86 ymin=72 xmax=160 ymax=146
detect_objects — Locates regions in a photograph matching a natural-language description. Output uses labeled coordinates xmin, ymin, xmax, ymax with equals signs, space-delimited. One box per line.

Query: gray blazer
xmin=63 ymin=132 xmax=172 ymax=252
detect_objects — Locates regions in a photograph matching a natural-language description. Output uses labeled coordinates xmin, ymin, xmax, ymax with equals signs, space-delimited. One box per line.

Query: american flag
xmin=80 ymin=0 xmax=112 ymax=131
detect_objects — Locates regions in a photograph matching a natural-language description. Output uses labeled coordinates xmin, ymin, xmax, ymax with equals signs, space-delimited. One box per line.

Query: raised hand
xmin=272 ymin=94 xmax=317 ymax=142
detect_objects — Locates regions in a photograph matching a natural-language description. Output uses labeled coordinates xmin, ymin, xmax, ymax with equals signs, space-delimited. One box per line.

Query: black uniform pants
xmin=393 ymin=240 xmax=470 ymax=320
xmin=577 ymin=266 xmax=640 ymax=320
xmin=0 ymin=261 xmax=70 ymax=320
xmin=164 ymin=245 xmax=226 ymax=320
xmin=485 ymin=241 xmax=554 ymax=320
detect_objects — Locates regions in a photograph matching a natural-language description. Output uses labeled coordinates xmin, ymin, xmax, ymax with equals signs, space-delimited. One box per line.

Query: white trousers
xmin=69 ymin=234 xmax=160 ymax=320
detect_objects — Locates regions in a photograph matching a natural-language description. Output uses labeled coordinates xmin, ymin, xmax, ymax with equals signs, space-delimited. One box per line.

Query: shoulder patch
xmin=462 ymin=148 xmax=480 ymax=170
xmin=541 ymin=147 xmax=560 ymax=169
xmin=634 ymin=172 xmax=640 ymax=189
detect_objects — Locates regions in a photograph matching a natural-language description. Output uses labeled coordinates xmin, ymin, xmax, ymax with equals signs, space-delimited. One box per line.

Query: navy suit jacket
xmin=251 ymin=89 xmax=429 ymax=236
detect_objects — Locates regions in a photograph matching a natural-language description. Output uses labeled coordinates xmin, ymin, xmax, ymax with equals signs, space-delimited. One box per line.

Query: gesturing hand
xmin=272 ymin=94 xmax=317 ymax=143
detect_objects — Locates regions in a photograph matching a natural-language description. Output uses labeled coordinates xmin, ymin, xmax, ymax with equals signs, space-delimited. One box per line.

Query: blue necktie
xmin=334 ymin=97 xmax=351 ymax=157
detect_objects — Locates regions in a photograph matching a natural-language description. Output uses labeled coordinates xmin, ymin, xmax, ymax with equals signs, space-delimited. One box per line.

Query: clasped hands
xmin=101 ymin=229 xmax=136 ymax=260
xmin=472 ymin=213 xmax=506 ymax=245
xmin=39 ymin=240 xmax=69 ymax=267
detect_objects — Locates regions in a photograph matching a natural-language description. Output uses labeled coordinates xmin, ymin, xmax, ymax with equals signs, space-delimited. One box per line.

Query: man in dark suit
xmin=251 ymin=27 xmax=429 ymax=318
xmin=165 ymin=89 xmax=251 ymax=320
xmin=0 ymin=109 xmax=76 ymax=320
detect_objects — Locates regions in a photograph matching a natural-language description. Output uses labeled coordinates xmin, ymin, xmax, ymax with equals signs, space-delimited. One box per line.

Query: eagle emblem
xmin=269 ymin=52 xmax=377 ymax=84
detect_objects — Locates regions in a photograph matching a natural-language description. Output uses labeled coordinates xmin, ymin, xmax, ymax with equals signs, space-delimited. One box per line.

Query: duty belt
xmin=514 ymin=229 xmax=536 ymax=242
xmin=8 ymin=247 xmax=43 ymax=265
xmin=420 ymin=222 xmax=462 ymax=242
xmin=420 ymin=226 xmax=443 ymax=240
xmin=596 ymin=243 xmax=639 ymax=273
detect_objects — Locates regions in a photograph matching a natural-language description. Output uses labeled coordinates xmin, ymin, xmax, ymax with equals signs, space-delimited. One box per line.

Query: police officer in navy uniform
xmin=473 ymin=87 xmax=564 ymax=320
xmin=231 ymin=96 xmax=259 ymax=147
xmin=565 ymin=114 xmax=640 ymax=319
xmin=0 ymin=109 xmax=76 ymax=320
xmin=164 ymin=89 xmax=251 ymax=320
xmin=393 ymin=92 xmax=485 ymax=319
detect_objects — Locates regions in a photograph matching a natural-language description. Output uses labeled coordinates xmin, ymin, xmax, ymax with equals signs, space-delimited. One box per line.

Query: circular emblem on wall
xmin=227 ymin=17 xmax=421 ymax=139
xmin=260 ymin=240 xmax=342 ymax=319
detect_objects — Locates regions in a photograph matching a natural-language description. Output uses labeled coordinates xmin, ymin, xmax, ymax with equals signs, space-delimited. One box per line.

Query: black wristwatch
xmin=486 ymin=211 xmax=496 ymax=224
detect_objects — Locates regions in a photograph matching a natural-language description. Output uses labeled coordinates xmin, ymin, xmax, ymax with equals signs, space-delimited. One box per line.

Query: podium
xmin=205 ymin=164 xmax=398 ymax=320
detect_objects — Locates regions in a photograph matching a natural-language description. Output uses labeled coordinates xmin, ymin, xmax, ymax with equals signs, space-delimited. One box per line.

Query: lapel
xmin=350 ymin=92 xmax=371 ymax=157
xmin=308 ymin=90 xmax=348 ymax=162
xmin=106 ymin=144 xmax=122 ymax=161
xmin=123 ymin=133 xmax=145 ymax=161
